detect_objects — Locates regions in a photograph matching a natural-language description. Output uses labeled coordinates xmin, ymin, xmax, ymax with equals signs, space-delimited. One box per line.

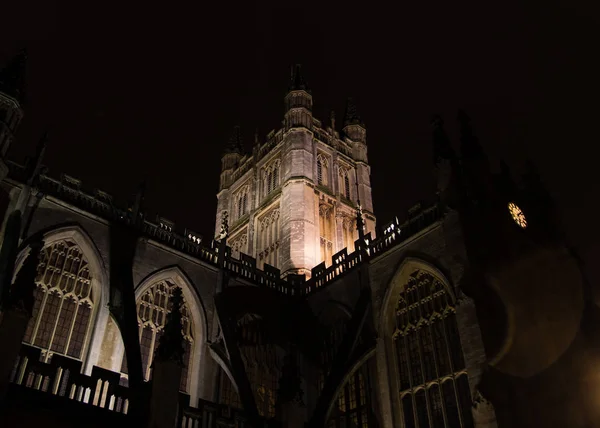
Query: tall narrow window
xmin=23 ymin=240 xmax=95 ymax=362
xmin=317 ymin=158 xmax=324 ymax=185
xmin=121 ymin=280 xmax=195 ymax=393
xmin=272 ymin=163 xmax=279 ymax=189
xmin=319 ymin=205 xmax=334 ymax=265
xmin=258 ymin=209 xmax=280 ymax=269
xmin=344 ymin=174 xmax=351 ymax=199
xmin=394 ymin=270 xmax=474 ymax=428
xmin=236 ymin=187 xmax=249 ymax=219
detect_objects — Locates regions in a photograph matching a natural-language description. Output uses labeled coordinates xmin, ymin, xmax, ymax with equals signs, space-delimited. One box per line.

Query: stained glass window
xmin=394 ymin=270 xmax=474 ymax=428
xmin=121 ymin=280 xmax=194 ymax=393
xmin=22 ymin=240 xmax=94 ymax=362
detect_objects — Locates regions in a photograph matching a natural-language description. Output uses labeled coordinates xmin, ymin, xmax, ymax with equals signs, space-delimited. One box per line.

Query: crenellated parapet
xmin=4 ymin=160 xmax=443 ymax=298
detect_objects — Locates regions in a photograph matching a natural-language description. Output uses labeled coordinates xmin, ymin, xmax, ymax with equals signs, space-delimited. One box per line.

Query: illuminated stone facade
xmin=0 ymin=55 xmax=593 ymax=428
xmin=216 ymin=66 xmax=375 ymax=277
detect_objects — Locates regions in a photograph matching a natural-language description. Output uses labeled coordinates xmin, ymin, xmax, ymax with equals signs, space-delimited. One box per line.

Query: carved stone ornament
xmin=471 ymin=387 xmax=496 ymax=426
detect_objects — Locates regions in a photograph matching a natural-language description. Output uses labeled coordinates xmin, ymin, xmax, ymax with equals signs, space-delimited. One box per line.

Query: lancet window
xmin=342 ymin=216 xmax=356 ymax=252
xmin=257 ymin=209 xmax=280 ymax=269
xmin=339 ymin=167 xmax=351 ymax=200
xmin=263 ymin=159 xmax=280 ymax=197
xmin=23 ymin=240 xmax=95 ymax=362
xmin=317 ymin=154 xmax=329 ymax=187
xmin=393 ymin=270 xmax=474 ymax=428
xmin=319 ymin=204 xmax=334 ymax=265
xmin=121 ymin=280 xmax=194 ymax=393
xmin=236 ymin=186 xmax=250 ymax=219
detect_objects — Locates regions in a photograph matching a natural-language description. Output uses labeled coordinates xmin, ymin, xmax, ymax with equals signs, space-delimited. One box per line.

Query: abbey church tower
xmin=215 ymin=66 xmax=375 ymax=277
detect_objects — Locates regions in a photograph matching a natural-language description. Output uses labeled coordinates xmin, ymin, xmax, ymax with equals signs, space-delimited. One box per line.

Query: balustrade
xmin=11 ymin=344 xmax=130 ymax=414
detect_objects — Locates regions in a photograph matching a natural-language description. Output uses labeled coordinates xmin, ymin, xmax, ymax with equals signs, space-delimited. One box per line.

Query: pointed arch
xmin=15 ymin=224 xmax=110 ymax=374
xmin=132 ymin=265 xmax=207 ymax=405
xmin=379 ymin=256 xmax=473 ymax=428
xmin=380 ymin=256 xmax=455 ymax=335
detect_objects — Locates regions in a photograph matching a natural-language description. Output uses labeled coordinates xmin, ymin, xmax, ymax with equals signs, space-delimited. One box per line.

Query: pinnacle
xmin=225 ymin=125 xmax=244 ymax=154
xmin=289 ymin=64 xmax=309 ymax=92
xmin=343 ymin=97 xmax=363 ymax=127
xmin=0 ymin=49 xmax=28 ymax=102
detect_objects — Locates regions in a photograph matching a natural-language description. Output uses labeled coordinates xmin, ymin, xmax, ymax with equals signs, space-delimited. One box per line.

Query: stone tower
xmin=215 ymin=66 xmax=375 ymax=277
xmin=0 ymin=50 xmax=26 ymax=180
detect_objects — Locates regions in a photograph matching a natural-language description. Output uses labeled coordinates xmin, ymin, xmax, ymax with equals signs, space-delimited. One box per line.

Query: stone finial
xmin=225 ymin=126 xmax=244 ymax=154
xmin=472 ymin=387 xmax=496 ymax=426
xmin=217 ymin=211 xmax=229 ymax=241
xmin=343 ymin=97 xmax=364 ymax=128
xmin=8 ymin=240 xmax=44 ymax=316
xmin=330 ymin=110 xmax=336 ymax=131
xmin=155 ymin=287 xmax=185 ymax=364
xmin=289 ymin=64 xmax=308 ymax=92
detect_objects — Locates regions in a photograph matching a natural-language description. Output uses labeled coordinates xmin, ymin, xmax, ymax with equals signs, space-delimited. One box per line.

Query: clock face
xmin=508 ymin=202 xmax=527 ymax=229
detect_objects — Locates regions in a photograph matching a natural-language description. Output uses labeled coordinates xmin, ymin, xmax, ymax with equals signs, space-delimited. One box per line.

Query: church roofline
xmin=4 ymin=159 xmax=444 ymax=297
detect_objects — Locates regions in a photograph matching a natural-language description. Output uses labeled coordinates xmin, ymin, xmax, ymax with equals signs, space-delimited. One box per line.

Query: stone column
xmin=276 ymin=345 xmax=306 ymax=428
xmin=0 ymin=240 xmax=43 ymax=401
xmin=148 ymin=287 xmax=185 ymax=428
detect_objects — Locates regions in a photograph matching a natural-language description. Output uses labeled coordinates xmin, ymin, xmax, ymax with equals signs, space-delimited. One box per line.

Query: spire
xmin=289 ymin=64 xmax=309 ymax=92
xmin=431 ymin=115 xmax=455 ymax=165
xmin=343 ymin=97 xmax=364 ymax=128
xmin=224 ymin=126 xmax=243 ymax=154
xmin=0 ymin=49 xmax=27 ymax=103
xmin=457 ymin=110 xmax=485 ymax=159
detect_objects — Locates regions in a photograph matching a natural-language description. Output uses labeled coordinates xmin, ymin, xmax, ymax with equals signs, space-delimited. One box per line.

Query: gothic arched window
xmin=394 ymin=270 xmax=474 ymax=428
xmin=263 ymin=159 xmax=280 ymax=198
xmin=317 ymin=154 xmax=329 ymax=186
xmin=339 ymin=167 xmax=351 ymax=200
xmin=23 ymin=240 xmax=94 ymax=362
xmin=319 ymin=204 xmax=334 ymax=265
xmin=235 ymin=186 xmax=249 ymax=220
xmin=121 ymin=280 xmax=194 ymax=393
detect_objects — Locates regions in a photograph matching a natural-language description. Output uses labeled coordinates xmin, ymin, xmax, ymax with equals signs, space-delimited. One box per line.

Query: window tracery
xmin=263 ymin=159 xmax=280 ymax=197
xmin=220 ymin=318 xmax=281 ymax=418
xmin=338 ymin=167 xmax=351 ymax=200
xmin=257 ymin=208 xmax=280 ymax=269
xmin=317 ymin=153 xmax=329 ymax=186
xmin=393 ymin=270 xmax=473 ymax=428
xmin=121 ymin=280 xmax=194 ymax=393
xmin=342 ymin=215 xmax=356 ymax=251
xmin=230 ymin=231 xmax=248 ymax=259
xmin=23 ymin=240 xmax=94 ymax=362
xmin=319 ymin=204 xmax=334 ymax=265
xmin=235 ymin=185 xmax=250 ymax=219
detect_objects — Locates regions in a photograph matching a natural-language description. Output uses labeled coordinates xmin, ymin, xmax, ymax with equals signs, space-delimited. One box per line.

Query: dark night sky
xmin=1 ymin=1 xmax=599 ymax=285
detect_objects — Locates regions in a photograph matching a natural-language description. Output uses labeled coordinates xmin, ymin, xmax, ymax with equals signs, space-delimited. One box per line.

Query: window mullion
xmin=63 ymin=300 xmax=80 ymax=357
xmin=30 ymin=288 xmax=49 ymax=346
xmin=45 ymin=295 xmax=66 ymax=362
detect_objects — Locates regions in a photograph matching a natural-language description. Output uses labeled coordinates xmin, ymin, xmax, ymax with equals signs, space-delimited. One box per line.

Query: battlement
xmin=5 ymin=161 xmax=444 ymax=297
